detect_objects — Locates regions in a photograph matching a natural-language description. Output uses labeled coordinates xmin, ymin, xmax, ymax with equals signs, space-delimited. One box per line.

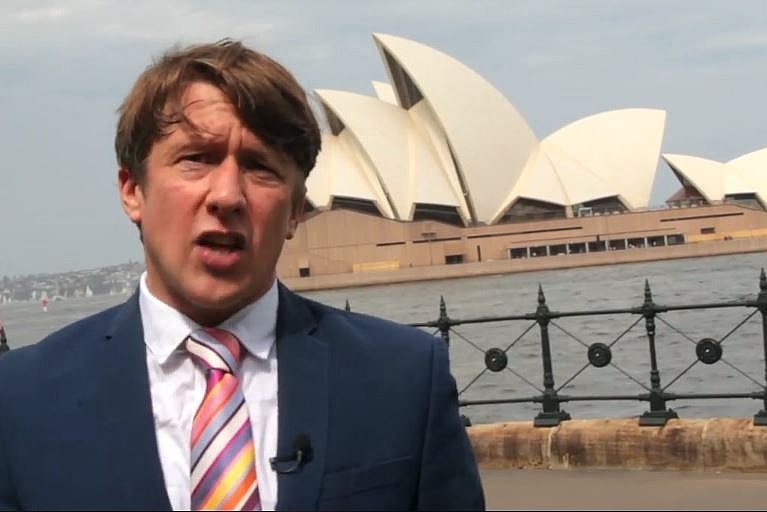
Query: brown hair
xmin=115 ymin=39 xmax=321 ymax=180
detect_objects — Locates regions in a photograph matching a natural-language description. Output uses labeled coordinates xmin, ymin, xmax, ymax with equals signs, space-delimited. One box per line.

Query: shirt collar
xmin=138 ymin=272 xmax=279 ymax=365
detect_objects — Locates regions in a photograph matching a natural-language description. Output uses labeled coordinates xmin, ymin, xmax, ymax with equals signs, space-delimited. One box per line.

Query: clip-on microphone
xmin=269 ymin=434 xmax=312 ymax=474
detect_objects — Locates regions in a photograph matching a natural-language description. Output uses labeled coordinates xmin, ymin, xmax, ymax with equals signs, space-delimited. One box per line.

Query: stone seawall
xmin=284 ymin=239 xmax=767 ymax=292
xmin=468 ymin=418 xmax=767 ymax=472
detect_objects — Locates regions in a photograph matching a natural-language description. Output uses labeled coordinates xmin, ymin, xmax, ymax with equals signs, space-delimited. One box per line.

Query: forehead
xmin=161 ymin=81 xmax=272 ymax=155
xmin=156 ymin=81 xmax=303 ymax=177
xmin=175 ymin=82 xmax=240 ymax=135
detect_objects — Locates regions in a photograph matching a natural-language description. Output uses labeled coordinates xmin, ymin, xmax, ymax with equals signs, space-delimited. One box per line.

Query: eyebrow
xmin=166 ymin=133 xmax=282 ymax=165
xmin=164 ymin=110 xmax=287 ymax=165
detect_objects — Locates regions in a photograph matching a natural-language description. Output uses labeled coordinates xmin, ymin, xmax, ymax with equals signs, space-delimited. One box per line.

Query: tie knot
xmin=186 ymin=327 xmax=244 ymax=373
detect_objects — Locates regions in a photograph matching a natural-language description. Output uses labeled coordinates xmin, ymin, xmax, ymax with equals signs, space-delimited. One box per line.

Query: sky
xmin=1 ymin=0 xmax=765 ymax=277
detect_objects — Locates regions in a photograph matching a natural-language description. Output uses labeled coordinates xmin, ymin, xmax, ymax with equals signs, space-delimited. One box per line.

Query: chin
xmin=199 ymin=279 xmax=262 ymax=307
xmin=181 ymin=292 xmax=246 ymax=326
xmin=196 ymin=287 xmax=247 ymax=308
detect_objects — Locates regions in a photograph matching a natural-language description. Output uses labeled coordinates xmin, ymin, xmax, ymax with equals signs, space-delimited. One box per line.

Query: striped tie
xmin=186 ymin=328 xmax=261 ymax=511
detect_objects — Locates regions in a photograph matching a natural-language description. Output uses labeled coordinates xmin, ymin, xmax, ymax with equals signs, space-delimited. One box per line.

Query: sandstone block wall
xmin=468 ymin=418 xmax=767 ymax=472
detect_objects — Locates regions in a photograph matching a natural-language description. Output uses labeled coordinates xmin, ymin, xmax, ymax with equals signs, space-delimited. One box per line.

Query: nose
xmin=206 ymin=157 xmax=245 ymax=217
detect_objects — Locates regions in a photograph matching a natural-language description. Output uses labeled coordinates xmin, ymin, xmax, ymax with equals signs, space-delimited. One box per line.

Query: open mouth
xmin=196 ymin=231 xmax=246 ymax=252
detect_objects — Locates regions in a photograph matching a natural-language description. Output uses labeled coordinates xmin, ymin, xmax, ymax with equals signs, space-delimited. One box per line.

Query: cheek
xmin=259 ymin=207 xmax=293 ymax=235
xmin=142 ymin=185 xmax=191 ymax=231
xmin=250 ymin=193 xmax=296 ymax=229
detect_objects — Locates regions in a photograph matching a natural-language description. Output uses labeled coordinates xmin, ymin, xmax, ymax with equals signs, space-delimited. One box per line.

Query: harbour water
xmin=3 ymin=252 xmax=767 ymax=425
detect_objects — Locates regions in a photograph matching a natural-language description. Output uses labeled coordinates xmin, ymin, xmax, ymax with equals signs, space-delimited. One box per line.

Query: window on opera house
xmin=575 ymin=196 xmax=627 ymax=216
xmin=497 ymin=198 xmax=566 ymax=224
xmin=330 ymin=196 xmax=383 ymax=216
xmin=412 ymin=203 xmax=464 ymax=226
xmin=724 ymin=193 xmax=765 ymax=211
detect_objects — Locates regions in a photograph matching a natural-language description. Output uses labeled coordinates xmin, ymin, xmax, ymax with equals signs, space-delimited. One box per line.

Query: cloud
xmin=4 ymin=0 xmax=107 ymax=26
xmin=1 ymin=0 xmax=283 ymax=47
xmin=12 ymin=5 xmax=71 ymax=22
xmin=1 ymin=0 xmax=766 ymax=275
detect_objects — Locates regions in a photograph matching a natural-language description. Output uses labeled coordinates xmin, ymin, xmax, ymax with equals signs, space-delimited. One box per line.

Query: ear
xmin=118 ymin=168 xmax=143 ymax=224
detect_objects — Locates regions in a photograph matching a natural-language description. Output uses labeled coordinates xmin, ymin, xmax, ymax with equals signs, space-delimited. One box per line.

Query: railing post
xmin=534 ymin=285 xmax=570 ymax=427
xmin=753 ymin=268 xmax=767 ymax=426
xmin=434 ymin=296 xmax=470 ymax=426
xmin=437 ymin=296 xmax=450 ymax=346
xmin=639 ymin=279 xmax=678 ymax=426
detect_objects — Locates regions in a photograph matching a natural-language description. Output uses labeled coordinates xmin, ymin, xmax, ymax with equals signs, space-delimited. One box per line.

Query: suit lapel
xmin=93 ymin=292 xmax=171 ymax=509
xmin=275 ymin=284 xmax=329 ymax=511
xmin=88 ymin=286 xmax=328 ymax=509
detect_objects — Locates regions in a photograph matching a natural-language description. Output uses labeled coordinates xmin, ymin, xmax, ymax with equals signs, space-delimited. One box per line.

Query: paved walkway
xmin=481 ymin=468 xmax=766 ymax=510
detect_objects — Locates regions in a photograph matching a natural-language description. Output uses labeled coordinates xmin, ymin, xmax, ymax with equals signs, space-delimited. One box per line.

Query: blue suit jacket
xmin=0 ymin=284 xmax=484 ymax=510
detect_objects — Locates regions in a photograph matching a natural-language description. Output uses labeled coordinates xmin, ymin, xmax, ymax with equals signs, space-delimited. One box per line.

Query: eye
xmin=181 ymin=153 xmax=218 ymax=165
xmin=241 ymin=158 xmax=281 ymax=178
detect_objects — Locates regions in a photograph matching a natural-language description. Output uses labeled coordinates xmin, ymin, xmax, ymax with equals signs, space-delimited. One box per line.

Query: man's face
xmin=119 ymin=81 xmax=305 ymax=325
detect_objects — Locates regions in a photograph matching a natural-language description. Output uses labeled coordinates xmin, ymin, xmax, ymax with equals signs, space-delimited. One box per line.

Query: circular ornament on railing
xmin=484 ymin=348 xmax=508 ymax=372
xmin=696 ymin=338 xmax=722 ymax=365
xmin=587 ymin=342 xmax=612 ymax=367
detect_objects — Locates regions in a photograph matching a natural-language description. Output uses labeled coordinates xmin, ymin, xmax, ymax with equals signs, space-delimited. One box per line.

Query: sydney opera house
xmin=278 ymin=33 xmax=767 ymax=289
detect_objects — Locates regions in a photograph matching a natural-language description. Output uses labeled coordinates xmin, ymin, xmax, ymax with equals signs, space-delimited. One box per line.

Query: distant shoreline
xmin=3 ymin=239 xmax=766 ymax=304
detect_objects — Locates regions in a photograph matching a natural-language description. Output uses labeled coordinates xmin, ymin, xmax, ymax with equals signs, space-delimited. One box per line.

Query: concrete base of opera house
xmin=283 ymin=236 xmax=767 ymax=293
xmin=467 ymin=417 xmax=767 ymax=472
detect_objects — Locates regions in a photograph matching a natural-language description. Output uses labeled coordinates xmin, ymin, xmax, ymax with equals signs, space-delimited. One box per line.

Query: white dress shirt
xmin=139 ymin=272 xmax=279 ymax=510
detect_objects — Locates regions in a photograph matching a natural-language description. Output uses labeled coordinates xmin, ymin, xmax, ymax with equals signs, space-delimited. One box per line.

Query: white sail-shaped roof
xmin=306 ymin=33 xmax=670 ymax=226
xmin=728 ymin=148 xmax=767 ymax=201
xmin=406 ymin=100 xmax=469 ymax=221
xmin=723 ymin=168 xmax=757 ymax=196
xmin=315 ymin=88 xmax=460 ymax=221
xmin=500 ymin=147 xmax=567 ymax=209
xmin=371 ymin=81 xmax=398 ymax=105
xmin=662 ymin=154 xmax=725 ymax=202
xmin=316 ymin=89 xmax=409 ymax=219
xmin=494 ymin=109 xmax=664 ymax=217
xmin=663 ymin=147 xmax=767 ymax=206
xmin=541 ymin=140 xmax=620 ymax=206
xmin=306 ymin=132 xmax=395 ymax=218
xmin=543 ymin=109 xmax=666 ymax=209
xmin=373 ymin=32 xmax=539 ymax=224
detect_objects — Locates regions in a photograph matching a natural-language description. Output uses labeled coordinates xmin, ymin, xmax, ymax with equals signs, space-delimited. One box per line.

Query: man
xmin=0 ymin=321 xmax=8 ymax=353
xmin=0 ymin=40 xmax=484 ymax=510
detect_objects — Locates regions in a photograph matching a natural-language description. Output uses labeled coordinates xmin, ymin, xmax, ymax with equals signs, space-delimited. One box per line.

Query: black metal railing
xmin=346 ymin=269 xmax=767 ymax=427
